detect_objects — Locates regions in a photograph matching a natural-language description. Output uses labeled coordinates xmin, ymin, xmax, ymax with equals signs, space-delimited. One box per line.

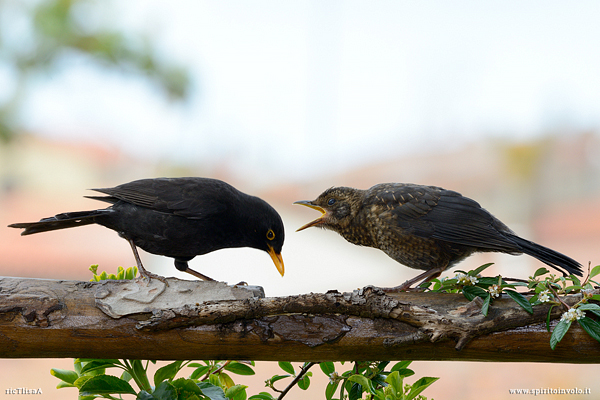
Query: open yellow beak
xmin=293 ymin=200 xmax=326 ymax=232
xmin=267 ymin=244 xmax=285 ymax=277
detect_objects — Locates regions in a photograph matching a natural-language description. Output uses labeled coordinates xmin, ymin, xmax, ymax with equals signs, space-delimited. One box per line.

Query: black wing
xmin=369 ymin=183 xmax=582 ymax=276
xmin=87 ymin=177 xmax=230 ymax=219
xmin=370 ymin=183 xmax=520 ymax=253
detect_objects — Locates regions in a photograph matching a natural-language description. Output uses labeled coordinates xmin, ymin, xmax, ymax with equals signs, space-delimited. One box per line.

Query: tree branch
xmin=0 ymin=276 xmax=598 ymax=362
xmin=277 ymin=362 xmax=316 ymax=400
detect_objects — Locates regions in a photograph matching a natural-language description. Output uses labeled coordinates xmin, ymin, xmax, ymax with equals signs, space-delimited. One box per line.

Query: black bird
xmin=9 ymin=177 xmax=285 ymax=282
xmin=295 ymin=183 xmax=582 ymax=291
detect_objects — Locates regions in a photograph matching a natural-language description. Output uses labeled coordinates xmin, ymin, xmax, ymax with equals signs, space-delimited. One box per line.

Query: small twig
xmin=200 ymin=360 xmax=231 ymax=382
xmin=547 ymin=285 xmax=570 ymax=310
xmin=277 ymin=362 xmax=316 ymax=400
xmin=582 ymin=261 xmax=592 ymax=286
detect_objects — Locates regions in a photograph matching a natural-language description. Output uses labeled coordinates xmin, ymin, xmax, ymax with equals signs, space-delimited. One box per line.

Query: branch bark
xmin=0 ymin=276 xmax=598 ymax=362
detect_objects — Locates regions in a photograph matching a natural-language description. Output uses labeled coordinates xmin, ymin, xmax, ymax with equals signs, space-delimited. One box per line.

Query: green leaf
xmin=55 ymin=381 xmax=76 ymax=389
xmin=550 ymin=319 xmax=572 ymax=350
xmin=249 ymin=393 xmax=275 ymax=400
xmin=578 ymin=317 xmax=600 ymax=343
xmin=154 ymin=360 xmax=183 ymax=386
xmin=131 ymin=360 xmax=152 ymax=392
xmin=278 ymin=361 xmax=295 ymax=375
xmin=405 ymin=377 xmax=439 ymax=400
xmin=471 ymin=263 xmax=494 ymax=276
xmin=224 ymin=361 xmax=255 ymax=376
xmin=533 ymin=267 xmax=550 ymax=277
xmin=375 ymin=361 xmax=390 ymax=371
xmin=136 ymin=390 xmax=153 ymax=400
xmin=348 ymin=375 xmax=375 ymax=395
xmin=73 ymin=376 xmax=93 ymax=389
xmin=225 ymin=384 xmax=247 ymax=399
xmin=390 ymin=368 xmax=414 ymax=378
xmin=197 ymin=382 xmax=227 ymax=400
xmin=462 ymin=285 xmax=489 ymax=302
xmin=348 ymin=382 xmax=362 ymax=400
xmin=190 ymin=365 xmax=210 ymax=379
xmin=384 ymin=371 xmax=404 ymax=394
xmin=267 ymin=374 xmax=290 ymax=384
xmin=319 ymin=362 xmax=335 ymax=376
xmin=80 ymin=360 xmax=119 ymax=375
xmin=390 ymin=360 xmax=412 ymax=372
xmin=590 ymin=265 xmax=600 ymax=278
xmin=298 ymin=374 xmax=311 ymax=390
xmin=50 ymin=368 xmax=79 ymax=385
xmin=504 ymin=289 xmax=533 ymax=314
xmin=325 ymin=381 xmax=339 ymax=400
xmin=481 ymin=295 xmax=491 ymax=317
xmin=171 ymin=378 xmax=202 ymax=394
xmin=564 ymin=285 xmax=581 ymax=293
xmin=476 ymin=277 xmax=501 ymax=287
xmin=578 ymin=303 xmax=600 ymax=311
xmin=79 ymin=374 xmax=137 ymax=396
xmin=218 ymin=371 xmax=235 ymax=389
xmin=126 ymin=266 xmax=137 ymax=280
xmin=150 ymin=381 xmax=178 ymax=400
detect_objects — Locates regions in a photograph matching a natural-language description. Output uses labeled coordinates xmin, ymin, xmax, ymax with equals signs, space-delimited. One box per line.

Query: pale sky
xmin=12 ymin=0 xmax=600 ymax=180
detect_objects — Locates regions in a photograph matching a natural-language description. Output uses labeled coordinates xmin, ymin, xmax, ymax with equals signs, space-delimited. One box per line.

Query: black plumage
xmin=9 ymin=177 xmax=285 ymax=281
xmin=295 ymin=183 xmax=582 ymax=290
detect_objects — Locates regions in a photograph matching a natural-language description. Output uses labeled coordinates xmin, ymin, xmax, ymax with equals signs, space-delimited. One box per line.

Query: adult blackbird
xmin=9 ymin=177 xmax=285 ymax=282
xmin=295 ymin=183 xmax=582 ymax=291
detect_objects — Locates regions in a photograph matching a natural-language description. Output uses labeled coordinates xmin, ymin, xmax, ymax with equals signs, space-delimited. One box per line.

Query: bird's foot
xmin=137 ymin=268 xmax=169 ymax=287
xmin=381 ymin=284 xmax=425 ymax=293
xmin=184 ymin=267 xmax=217 ymax=282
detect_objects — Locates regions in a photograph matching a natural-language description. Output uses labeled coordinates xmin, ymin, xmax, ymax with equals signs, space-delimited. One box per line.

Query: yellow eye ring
xmin=266 ymin=229 xmax=275 ymax=240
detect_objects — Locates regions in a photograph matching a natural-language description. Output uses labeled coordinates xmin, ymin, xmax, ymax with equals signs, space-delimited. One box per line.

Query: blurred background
xmin=1 ymin=0 xmax=600 ymax=399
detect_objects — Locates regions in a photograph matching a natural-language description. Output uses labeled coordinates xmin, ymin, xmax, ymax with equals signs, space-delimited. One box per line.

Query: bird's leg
xmin=127 ymin=239 xmax=168 ymax=285
xmin=382 ymin=266 xmax=446 ymax=292
xmin=174 ymin=259 xmax=216 ymax=281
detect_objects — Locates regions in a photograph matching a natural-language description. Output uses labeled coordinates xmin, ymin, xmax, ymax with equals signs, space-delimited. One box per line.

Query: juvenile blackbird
xmin=9 ymin=177 xmax=285 ymax=282
xmin=295 ymin=183 xmax=582 ymax=291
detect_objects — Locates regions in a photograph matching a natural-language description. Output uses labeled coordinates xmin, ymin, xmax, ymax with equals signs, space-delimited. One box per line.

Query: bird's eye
xmin=266 ymin=229 xmax=275 ymax=240
xmin=327 ymin=198 xmax=336 ymax=206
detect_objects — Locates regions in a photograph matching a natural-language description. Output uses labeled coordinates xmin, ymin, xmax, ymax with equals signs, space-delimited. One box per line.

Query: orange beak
xmin=267 ymin=244 xmax=285 ymax=277
xmin=294 ymin=200 xmax=327 ymax=232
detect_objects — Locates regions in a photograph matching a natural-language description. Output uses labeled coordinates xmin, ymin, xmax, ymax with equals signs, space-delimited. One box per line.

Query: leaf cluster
xmin=527 ymin=265 xmax=600 ymax=349
xmin=52 ymin=359 xmax=253 ymax=400
xmin=319 ymin=361 xmax=437 ymax=400
xmin=425 ymin=263 xmax=600 ymax=349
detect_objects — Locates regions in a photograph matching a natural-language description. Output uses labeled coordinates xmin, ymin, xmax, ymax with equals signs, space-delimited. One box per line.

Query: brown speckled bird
xmin=295 ymin=183 xmax=582 ymax=291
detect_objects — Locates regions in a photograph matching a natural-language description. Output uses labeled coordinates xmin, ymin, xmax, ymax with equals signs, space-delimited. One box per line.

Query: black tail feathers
xmin=508 ymin=234 xmax=583 ymax=277
xmin=8 ymin=210 xmax=110 ymax=235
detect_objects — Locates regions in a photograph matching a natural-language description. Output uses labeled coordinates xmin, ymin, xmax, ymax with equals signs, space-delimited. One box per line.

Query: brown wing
xmin=370 ymin=183 xmax=520 ymax=253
